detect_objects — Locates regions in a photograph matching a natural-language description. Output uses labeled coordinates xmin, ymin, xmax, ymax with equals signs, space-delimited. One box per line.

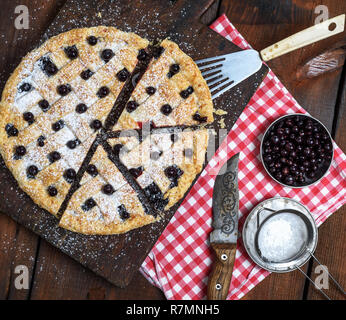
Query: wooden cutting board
xmin=0 ymin=0 xmax=268 ymax=287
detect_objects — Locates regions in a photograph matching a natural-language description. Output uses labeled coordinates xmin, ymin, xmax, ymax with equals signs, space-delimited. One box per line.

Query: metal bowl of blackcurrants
xmin=261 ymin=114 xmax=334 ymax=188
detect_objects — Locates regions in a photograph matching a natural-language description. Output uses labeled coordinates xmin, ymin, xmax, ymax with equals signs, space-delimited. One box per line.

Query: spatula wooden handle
xmin=260 ymin=14 xmax=345 ymax=62
xmin=207 ymin=242 xmax=237 ymax=300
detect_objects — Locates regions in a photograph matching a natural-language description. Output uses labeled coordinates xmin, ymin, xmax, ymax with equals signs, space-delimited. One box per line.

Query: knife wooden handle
xmin=207 ymin=242 xmax=237 ymax=300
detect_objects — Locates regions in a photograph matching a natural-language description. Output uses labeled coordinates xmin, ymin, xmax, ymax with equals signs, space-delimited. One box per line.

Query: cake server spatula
xmin=196 ymin=14 xmax=345 ymax=99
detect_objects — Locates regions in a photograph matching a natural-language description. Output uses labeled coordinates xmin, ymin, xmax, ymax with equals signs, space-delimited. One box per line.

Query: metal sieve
xmin=242 ymin=197 xmax=345 ymax=299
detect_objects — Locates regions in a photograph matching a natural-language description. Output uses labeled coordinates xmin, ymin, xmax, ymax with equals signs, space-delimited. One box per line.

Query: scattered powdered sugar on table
xmin=257 ymin=212 xmax=308 ymax=263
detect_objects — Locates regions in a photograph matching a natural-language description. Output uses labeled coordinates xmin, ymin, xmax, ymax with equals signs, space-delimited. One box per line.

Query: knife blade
xmin=207 ymin=153 xmax=239 ymax=300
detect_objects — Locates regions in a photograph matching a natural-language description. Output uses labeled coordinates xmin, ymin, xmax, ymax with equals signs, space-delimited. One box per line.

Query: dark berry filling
xmin=117 ymin=204 xmax=130 ymax=220
xmin=193 ymin=112 xmax=208 ymax=123
xmin=90 ymin=119 xmax=102 ymax=131
xmin=97 ymin=86 xmax=110 ymax=98
xmin=57 ymin=84 xmax=71 ymax=96
xmin=37 ymin=135 xmax=46 ymax=147
xmin=19 ymin=82 xmax=32 ymax=92
xmin=38 ymin=99 xmax=50 ymax=111
xmin=167 ymin=64 xmax=180 ymax=78
xmin=160 ymin=104 xmax=172 ymax=116
xmin=102 ymin=184 xmax=115 ymax=195
xmin=146 ymin=86 xmax=156 ymax=95
xmin=82 ymin=198 xmax=96 ymax=211
xmin=116 ymin=68 xmax=130 ymax=82
xmin=80 ymin=69 xmax=94 ymax=80
xmin=40 ymin=57 xmax=58 ymax=76
xmin=164 ymin=165 xmax=184 ymax=188
xmin=180 ymin=86 xmax=194 ymax=99
xmin=26 ymin=165 xmax=38 ymax=179
xmin=137 ymin=49 xmax=147 ymax=61
xmin=87 ymin=36 xmax=97 ymax=46
xmin=47 ymin=185 xmax=58 ymax=197
xmin=14 ymin=145 xmax=26 ymax=159
xmin=144 ymin=182 xmax=168 ymax=211
xmin=5 ymin=124 xmax=18 ymax=137
xmin=126 ymin=101 xmax=139 ymax=113
xmin=86 ymin=164 xmax=98 ymax=177
xmin=48 ymin=151 xmax=61 ymax=163
xmin=23 ymin=112 xmax=34 ymax=125
xmin=64 ymin=45 xmax=78 ymax=59
xmin=66 ymin=139 xmax=80 ymax=149
xmin=52 ymin=120 xmax=65 ymax=132
xmin=129 ymin=167 xmax=143 ymax=179
xmin=152 ymin=46 xmax=164 ymax=59
xmin=64 ymin=168 xmax=77 ymax=183
xmin=101 ymin=49 xmax=114 ymax=62
xmin=76 ymin=103 xmax=88 ymax=114
xmin=113 ymin=144 xmax=124 ymax=157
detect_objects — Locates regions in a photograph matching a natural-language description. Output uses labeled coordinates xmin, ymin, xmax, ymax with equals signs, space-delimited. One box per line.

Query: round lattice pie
xmin=0 ymin=27 xmax=213 ymax=234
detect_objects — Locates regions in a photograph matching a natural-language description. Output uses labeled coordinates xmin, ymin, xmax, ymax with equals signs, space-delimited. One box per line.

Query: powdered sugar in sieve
xmin=256 ymin=212 xmax=308 ymax=263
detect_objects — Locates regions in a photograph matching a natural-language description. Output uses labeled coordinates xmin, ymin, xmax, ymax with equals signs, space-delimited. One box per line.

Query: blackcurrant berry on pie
xmin=47 ymin=185 xmax=58 ymax=197
xmin=164 ymin=165 xmax=184 ymax=188
xmin=5 ymin=124 xmax=18 ymax=137
xmin=97 ymin=86 xmax=110 ymax=98
xmin=76 ymin=103 xmax=87 ymax=114
xmin=66 ymin=139 xmax=79 ymax=149
xmin=80 ymin=69 xmax=94 ymax=80
xmin=27 ymin=165 xmax=38 ymax=179
xmin=82 ymin=198 xmax=96 ymax=211
xmin=37 ymin=135 xmax=46 ymax=147
xmin=38 ymin=99 xmax=50 ymax=111
xmin=101 ymin=49 xmax=114 ymax=62
xmin=52 ymin=120 xmax=65 ymax=132
xmin=144 ymin=182 xmax=168 ymax=211
xmin=113 ymin=144 xmax=124 ymax=157
xmin=116 ymin=68 xmax=130 ymax=82
xmin=48 ymin=151 xmax=61 ymax=163
xmin=57 ymin=84 xmax=71 ymax=96
xmin=184 ymin=148 xmax=193 ymax=158
xmin=102 ymin=184 xmax=115 ymax=195
xmin=126 ymin=101 xmax=139 ymax=113
xmin=40 ymin=57 xmax=58 ymax=76
xmin=87 ymin=36 xmax=97 ymax=46
xmin=152 ymin=46 xmax=164 ymax=59
xmin=14 ymin=145 xmax=26 ymax=158
xmin=64 ymin=45 xmax=78 ymax=59
xmin=90 ymin=119 xmax=102 ymax=131
xmin=23 ymin=112 xmax=35 ymax=124
xmin=180 ymin=86 xmax=194 ymax=99
xmin=193 ymin=112 xmax=207 ymax=123
xmin=146 ymin=86 xmax=156 ymax=95
xmin=170 ymin=64 xmax=180 ymax=74
xmin=129 ymin=167 xmax=143 ymax=179
xmin=19 ymin=82 xmax=32 ymax=92
xmin=160 ymin=104 xmax=172 ymax=116
xmin=137 ymin=49 xmax=147 ymax=61
xmin=86 ymin=164 xmax=98 ymax=177
xmin=170 ymin=133 xmax=179 ymax=143
xmin=150 ymin=151 xmax=162 ymax=160
xmin=117 ymin=204 xmax=130 ymax=220
xmin=64 ymin=168 xmax=76 ymax=183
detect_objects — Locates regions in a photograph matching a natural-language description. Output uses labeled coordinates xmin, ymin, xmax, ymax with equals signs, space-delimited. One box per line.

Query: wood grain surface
xmin=0 ymin=0 xmax=345 ymax=300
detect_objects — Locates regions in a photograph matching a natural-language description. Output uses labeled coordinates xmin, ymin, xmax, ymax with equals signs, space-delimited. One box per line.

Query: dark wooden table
xmin=0 ymin=0 xmax=345 ymax=300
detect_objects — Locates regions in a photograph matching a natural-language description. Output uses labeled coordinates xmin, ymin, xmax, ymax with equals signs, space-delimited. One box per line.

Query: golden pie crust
xmin=0 ymin=26 xmax=213 ymax=235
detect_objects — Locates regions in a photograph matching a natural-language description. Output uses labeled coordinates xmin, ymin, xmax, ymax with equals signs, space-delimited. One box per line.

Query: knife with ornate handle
xmin=207 ymin=153 xmax=239 ymax=300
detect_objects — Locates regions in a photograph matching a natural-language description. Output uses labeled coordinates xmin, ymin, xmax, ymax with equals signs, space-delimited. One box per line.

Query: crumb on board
xmin=214 ymin=109 xmax=228 ymax=116
xmin=218 ymin=118 xmax=226 ymax=129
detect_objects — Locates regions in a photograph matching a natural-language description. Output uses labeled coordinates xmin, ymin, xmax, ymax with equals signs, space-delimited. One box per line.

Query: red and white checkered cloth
xmin=140 ymin=14 xmax=346 ymax=300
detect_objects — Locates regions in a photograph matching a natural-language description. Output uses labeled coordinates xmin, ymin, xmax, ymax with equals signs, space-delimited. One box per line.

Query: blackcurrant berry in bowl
xmin=261 ymin=113 xmax=333 ymax=188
